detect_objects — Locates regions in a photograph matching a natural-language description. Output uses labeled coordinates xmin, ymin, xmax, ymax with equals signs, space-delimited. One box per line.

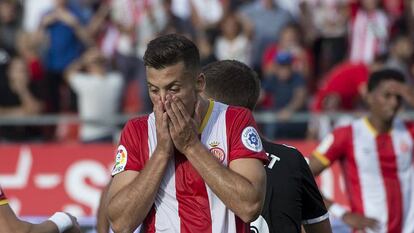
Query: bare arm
xmin=303 ymin=219 xmax=332 ymax=233
xmin=107 ymin=96 xmax=174 ymax=233
xmin=96 ymin=182 xmax=111 ymax=233
xmin=165 ymin=95 xmax=266 ymax=222
xmin=106 ymin=154 xmax=169 ymax=232
xmin=187 ymin=145 xmax=266 ymax=222
xmin=0 ymin=204 xmax=80 ymax=233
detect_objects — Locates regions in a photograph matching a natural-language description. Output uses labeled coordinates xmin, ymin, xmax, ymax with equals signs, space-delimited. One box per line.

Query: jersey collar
xmin=198 ymin=99 xmax=214 ymax=134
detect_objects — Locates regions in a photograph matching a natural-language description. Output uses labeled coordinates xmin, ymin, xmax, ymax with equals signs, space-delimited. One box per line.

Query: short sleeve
xmin=0 ymin=186 xmax=8 ymax=205
xmin=111 ymin=118 xmax=147 ymax=176
xmin=299 ymin=154 xmax=329 ymax=224
xmin=227 ymin=107 xmax=268 ymax=163
xmin=68 ymin=73 xmax=88 ymax=93
xmin=312 ymin=126 xmax=350 ymax=166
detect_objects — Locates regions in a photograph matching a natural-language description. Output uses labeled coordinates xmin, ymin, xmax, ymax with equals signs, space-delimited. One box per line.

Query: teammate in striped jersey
xmin=202 ymin=60 xmax=332 ymax=233
xmin=0 ymin=185 xmax=80 ymax=233
xmin=106 ymin=34 xmax=268 ymax=233
xmin=309 ymin=69 xmax=414 ymax=233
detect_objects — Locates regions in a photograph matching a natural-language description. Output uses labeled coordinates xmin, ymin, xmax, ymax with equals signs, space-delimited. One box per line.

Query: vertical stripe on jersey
xmin=174 ymin=151 xmax=212 ymax=233
xmin=147 ymin=114 xmax=181 ymax=233
xmin=391 ymin=120 xmax=412 ymax=233
xmin=353 ymin=120 xmax=388 ymax=233
xmin=341 ymin=126 xmax=364 ymax=215
xmin=377 ymin=133 xmax=402 ymax=233
xmin=202 ymin=104 xmax=237 ymax=233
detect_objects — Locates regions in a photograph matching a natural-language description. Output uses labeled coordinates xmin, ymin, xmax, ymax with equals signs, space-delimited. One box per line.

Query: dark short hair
xmin=367 ymin=68 xmax=405 ymax=92
xmin=203 ymin=60 xmax=260 ymax=111
xmin=143 ymin=34 xmax=200 ymax=73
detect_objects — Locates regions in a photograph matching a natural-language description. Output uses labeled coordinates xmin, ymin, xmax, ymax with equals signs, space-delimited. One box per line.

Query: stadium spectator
xmin=308 ymin=58 xmax=387 ymax=140
xmin=0 ymin=57 xmax=45 ymax=141
xmin=262 ymin=24 xmax=311 ymax=79
xmin=239 ymin=0 xmax=292 ymax=72
xmin=65 ymin=47 xmax=123 ymax=143
xmin=197 ymin=32 xmax=218 ymax=67
xmin=106 ymin=34 xmax=267 ymax=232
xmin=202 ymin=59 xmax=332 ymax=233
xmin=309 ymin=69 xmax=414 ymax=232
xmin=385 ymin=33 xmax=414 ymax=82
xmin=16 ymin=31 xmax=46 ymax=88
xmin=260 ymin=51 xmax=308 ymax=139
xmin=305 ymin=0 xmax=349 ymax=78
xmin=171 ymin=0 xmax=223 ymax=30
xmin=0 ymin=0 xmax=22 ymax=53
xmin=39 ymin=0 xmax=92 ymax=112
xmin=350 ymin=0 xmax=389 ymax=64
xmin=22 ymin=0 xmax=54 ymax=32
xmin=0 ymin=185 xmax=81 ymax=233
xmin=214 ymin=12 xmax=252 ymax=64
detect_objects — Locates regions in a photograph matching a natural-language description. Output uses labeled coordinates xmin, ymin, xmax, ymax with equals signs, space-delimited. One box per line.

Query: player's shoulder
xmin=263 ymin=139 xmax=304 ymax=161
xmin=225 ymin=104 xmax=251 ymax=115
xmin=122 ymin=115 xmax=150 ymax=132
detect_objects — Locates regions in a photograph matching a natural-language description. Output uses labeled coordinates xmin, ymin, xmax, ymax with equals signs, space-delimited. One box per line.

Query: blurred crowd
xmin=0 ymin=0 xmax=413 ymax=142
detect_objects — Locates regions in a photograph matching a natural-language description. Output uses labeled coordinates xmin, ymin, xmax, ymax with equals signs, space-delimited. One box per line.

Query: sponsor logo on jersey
xmin=112 ymin=145 xmax=128 ymax=175
xmin=209 ymin=141 xmax=225 ymax=163
xmin=241 ymin=126 xmax=263 ymax=152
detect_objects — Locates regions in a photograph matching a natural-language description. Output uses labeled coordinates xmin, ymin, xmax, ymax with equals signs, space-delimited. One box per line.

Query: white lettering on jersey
xmin=241 ymin=126 xmax=263 ymax=152
xmin=112 ymin=145 xmax=128 ymax=175
xmin=267 ymin=153 xmax=280 ymax=169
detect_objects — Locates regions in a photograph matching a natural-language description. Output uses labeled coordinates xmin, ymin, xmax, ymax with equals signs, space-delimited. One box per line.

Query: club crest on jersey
xmin=241 ymin=126 xmax=263 ymax=152
xmin=209 ymin=141 xmax=225 ymax=163
xmin=112 ymin=145 xmax=128 ymax=176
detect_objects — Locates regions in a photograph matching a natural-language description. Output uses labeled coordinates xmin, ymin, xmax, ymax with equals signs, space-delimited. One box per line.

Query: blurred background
xmin=0 ymin=0 xmax=413 ymax=232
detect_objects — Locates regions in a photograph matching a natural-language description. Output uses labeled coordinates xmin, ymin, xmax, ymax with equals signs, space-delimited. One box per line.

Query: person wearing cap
xmin=259 ymin=51 xmax=308 ymax=139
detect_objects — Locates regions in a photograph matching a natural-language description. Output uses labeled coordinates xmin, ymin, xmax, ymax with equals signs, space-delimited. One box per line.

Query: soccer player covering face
xmin=309 ymin=69 xmax=414 ymax=233
xmin=201 ymin=60 xmax=332 ymax=233
xmin=0 ymin=185 xmax=81 ymax=233
xmin=106 ymin=34 xmax=267 ymax=233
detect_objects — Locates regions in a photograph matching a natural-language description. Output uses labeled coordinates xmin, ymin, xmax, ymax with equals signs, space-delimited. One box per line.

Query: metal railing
xmin=0 ymin=111 xmax=413 ymax=126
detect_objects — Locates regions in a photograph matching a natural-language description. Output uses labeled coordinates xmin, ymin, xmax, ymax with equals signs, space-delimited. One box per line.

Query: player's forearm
xmin=27 ymin=221 xmax=60 ymax=233
xmin=303 ymin=219 xmax=333 ymax=233
xmin=96 ymin=183 xmax=110 ymax=233
xmin=107 ymin=151 xmax=170 ymax=233
xmin=184 ymin=142 xmax=265 ymax=222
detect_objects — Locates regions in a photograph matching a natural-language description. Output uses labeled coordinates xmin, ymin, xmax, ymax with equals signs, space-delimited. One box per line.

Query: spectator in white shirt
xmin=65 ymin=47 xmax=124 ymax=143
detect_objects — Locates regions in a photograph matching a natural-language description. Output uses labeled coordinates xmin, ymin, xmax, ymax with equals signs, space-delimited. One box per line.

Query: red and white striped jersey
xmin=0 ymin=185 xmax=7 ymax=206
xmin=313 ymin=117 xmax=414 ymax=233
xmin=112 ymin=100 xmax=267 ymax=233
xmin=350 ymin=9 xmax=389 ymax=64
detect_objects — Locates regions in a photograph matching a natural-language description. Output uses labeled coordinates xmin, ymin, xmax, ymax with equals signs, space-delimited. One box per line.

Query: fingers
xmin=171 ymin=95 xmax=190 ymax=122
xmin=165 ymin=95 xmax=181 ymax=130
xmin=153 ymin=96 xmax=164 ymax=121
xmin=364 ymin=217 xmax=379 ymax=230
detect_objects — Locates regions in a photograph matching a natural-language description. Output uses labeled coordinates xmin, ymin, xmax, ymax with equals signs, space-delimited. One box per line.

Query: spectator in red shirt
xmin=261 ymin=24 xmax=311 ymax=80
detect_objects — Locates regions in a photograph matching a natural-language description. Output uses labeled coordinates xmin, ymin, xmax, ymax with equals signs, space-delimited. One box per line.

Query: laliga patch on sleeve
xmin=241 ymin=126 xmax=263 ymax=152
xmin=112 ymin=145 xmax=128 ymax=176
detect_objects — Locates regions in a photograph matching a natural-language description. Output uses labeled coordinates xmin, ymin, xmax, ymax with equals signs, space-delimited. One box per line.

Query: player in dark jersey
xmin=202 ymin=60 xmax=332 ymax=233
xmin=0 ymin=185 xmax=81 ymax=233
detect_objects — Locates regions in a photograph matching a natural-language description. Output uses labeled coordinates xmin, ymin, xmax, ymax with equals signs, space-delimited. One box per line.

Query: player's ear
xmin=196 ymin=73 xmax=206 ymax=93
